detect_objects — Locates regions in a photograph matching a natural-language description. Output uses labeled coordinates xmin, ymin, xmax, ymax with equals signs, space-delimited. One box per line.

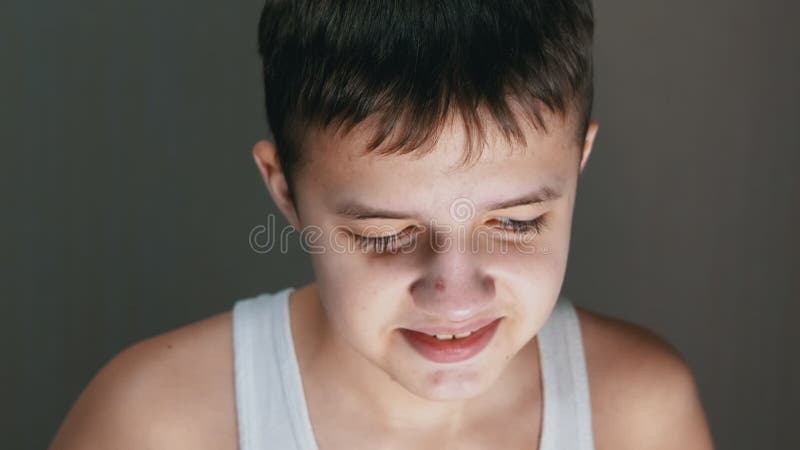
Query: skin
xmin=49 ymin=108 xmax=715 ymax=450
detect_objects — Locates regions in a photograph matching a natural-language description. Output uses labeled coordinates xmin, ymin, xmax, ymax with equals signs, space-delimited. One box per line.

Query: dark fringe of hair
xmin=258 ymin=0 xmax=594 ymax=192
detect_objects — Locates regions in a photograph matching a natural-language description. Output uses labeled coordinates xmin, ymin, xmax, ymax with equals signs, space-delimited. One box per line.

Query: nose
xmin=409 ymin=246 xmax=496 ymax=322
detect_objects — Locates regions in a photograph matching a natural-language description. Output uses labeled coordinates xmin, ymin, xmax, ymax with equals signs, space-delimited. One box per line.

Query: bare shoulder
xmin=575 ymin=306 xmax=715 ymax=450
xmin=49 ymin=311 xmax=238 ymax=450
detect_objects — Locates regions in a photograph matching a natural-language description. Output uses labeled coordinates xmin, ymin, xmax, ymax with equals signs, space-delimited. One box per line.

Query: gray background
xmin=2 ymin=1 xmax=797 ymax=449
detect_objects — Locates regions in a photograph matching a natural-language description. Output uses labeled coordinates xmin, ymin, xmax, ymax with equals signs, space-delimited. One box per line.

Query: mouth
xmin=399 ymin=317 xmax=503 ymax=364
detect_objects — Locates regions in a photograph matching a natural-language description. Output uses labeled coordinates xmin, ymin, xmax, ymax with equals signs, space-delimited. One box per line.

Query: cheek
xmin=481 ymin=233 xmax=569 ymax=289
xmin=493 ymin=253 xmax=563 ymax=310
xmin=310 ymin=251 xmax=410 ymax=339
xmin=309 ymin=227 xmax=420 ymax=302
xmin=482 ymin=235 xmax=570 ymax=339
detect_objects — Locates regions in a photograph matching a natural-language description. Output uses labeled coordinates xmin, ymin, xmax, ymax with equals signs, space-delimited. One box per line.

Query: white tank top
xmin=232 ymin=287 xmax=595 ymax=450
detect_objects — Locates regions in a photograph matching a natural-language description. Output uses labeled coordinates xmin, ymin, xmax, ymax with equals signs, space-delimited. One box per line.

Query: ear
xmin=579 ymin=120 xmax=599 ymax=174
xmin=252 ymin=140 xmax=302 ymax=229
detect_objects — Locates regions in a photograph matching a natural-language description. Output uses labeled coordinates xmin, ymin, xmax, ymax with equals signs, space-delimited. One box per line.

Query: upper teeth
xmin=433 ymin=330 xmax=474 ymax=340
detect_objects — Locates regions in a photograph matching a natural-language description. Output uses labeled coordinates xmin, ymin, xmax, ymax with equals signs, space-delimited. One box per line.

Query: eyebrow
xmin=334 ymin=185 xmax=562 ymax=220
xmin=484 ymin=185 xmax=562 ymax=211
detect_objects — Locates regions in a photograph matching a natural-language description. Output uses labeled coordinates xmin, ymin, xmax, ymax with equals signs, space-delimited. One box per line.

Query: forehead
xmin=298 ymin=110 xmax=580 ymax=210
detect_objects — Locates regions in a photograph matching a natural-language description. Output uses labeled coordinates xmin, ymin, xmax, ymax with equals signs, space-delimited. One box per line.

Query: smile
xmin=399 ymin=317 xmax=503 ymax=364
xmin=405 ymin=316 xmax=500 ymax=338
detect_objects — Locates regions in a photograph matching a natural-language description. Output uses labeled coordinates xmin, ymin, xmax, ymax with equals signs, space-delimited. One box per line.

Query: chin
xmin=396 ymin=360 xmax=504 ymax=402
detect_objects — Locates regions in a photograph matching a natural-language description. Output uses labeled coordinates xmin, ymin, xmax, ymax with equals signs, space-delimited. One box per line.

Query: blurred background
xmin=2 ymin=1 xmax=797 ymax=449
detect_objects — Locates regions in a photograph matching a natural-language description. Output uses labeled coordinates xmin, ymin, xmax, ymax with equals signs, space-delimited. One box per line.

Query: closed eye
xmin=352 ymin=226 xmax=419 ymax=253
xmin=492 ymin=215 xmax=547 ymax=235
xmin=351 ymin=215 xmax=546 ymax=254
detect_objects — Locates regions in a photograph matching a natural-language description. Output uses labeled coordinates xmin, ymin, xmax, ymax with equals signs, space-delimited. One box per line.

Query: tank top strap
xmin=537 ymin=296 xmax=595 ymax=450
xmin=232 ymin=287 xmax=317 ymax=450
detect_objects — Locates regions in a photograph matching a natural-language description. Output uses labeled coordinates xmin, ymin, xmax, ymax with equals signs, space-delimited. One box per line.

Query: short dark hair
xmin=257 ymin=0 xmax=594 ymax=196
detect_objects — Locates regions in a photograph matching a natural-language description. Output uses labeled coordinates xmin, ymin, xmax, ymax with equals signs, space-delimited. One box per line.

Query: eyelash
xmin=352 ymin=215 xmax=547 ymax=253
xmin=353 ymin=227 xmax=418 ymax=254
xmin=493 ymin=216 xmax=547 ymax=235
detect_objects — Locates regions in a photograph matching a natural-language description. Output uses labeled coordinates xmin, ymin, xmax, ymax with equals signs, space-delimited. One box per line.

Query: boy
xmin=50 ymin=1 xmax=713 ymax=449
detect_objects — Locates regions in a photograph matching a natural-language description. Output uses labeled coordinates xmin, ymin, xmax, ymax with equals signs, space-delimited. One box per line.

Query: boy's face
xmin=257 ymin=110 xmax=597 ymax=402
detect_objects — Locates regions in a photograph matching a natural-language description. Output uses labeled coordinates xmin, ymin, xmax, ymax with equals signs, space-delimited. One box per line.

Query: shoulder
xmin=49 ymin=311 xmax=238 ymax=450
xmin=574 ymin=306 xmax=714 ymax=450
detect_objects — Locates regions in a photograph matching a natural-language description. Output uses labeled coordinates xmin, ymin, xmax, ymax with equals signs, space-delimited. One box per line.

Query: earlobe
xmin=252 ymin=140 xmax=301 ymax=229
xmin=579 ymin=120 xmax=599 ymax=174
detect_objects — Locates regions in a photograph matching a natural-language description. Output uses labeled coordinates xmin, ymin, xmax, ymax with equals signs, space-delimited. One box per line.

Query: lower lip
xmin=399 ymin=318 xmax=503 ymax=364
